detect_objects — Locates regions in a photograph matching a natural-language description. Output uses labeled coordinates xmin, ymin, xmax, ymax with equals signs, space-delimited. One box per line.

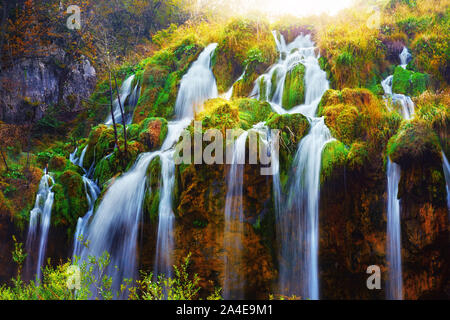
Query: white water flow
xmin=223 ymin=69 xmax=246 ymax=100
xmin=251 ymin=32 xmax=328 ymax=117
xmin=25 ymin=171 xmax=54 ymax=281
xmin=105 ymin=75 xmax=136 ymax=125
xmin=69 ymin=150 xmax=100 ymax=259
xmin=78 ymin=44 xmax=218 ymax=294
xmin=154 ymin=43 xmax=219 ymax=277
xmin=283 ymin=118 xmax=333 ymax=299
xmin=223 ymin=131 xmax=249 ymax=299
xmin=386 ymin=160 xmax=403 ymax=300
xmin=382 ymin=46 xmax=414 ymax=300
xmin=442 ymin=152 xmax=450 ymax=214
xmin=251 ymin=32 xmax=331 ymax=299
xmin=126 ymin=82 xmax=141 ymax=124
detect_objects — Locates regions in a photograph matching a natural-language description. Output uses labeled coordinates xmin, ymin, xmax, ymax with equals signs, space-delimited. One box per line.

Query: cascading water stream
xmin=105 ymin=75 xmax=136 ymax=125
xmin=251 ymin=32 xmax=331 ymax=299
xmin=78 ymin=44 xmax=218 ymax=296
xmin=282 ymin=118 xmax=333 ymax=299
xmin=69 ymin=148 xmax=100 ymax=259
xmin=25 ymin=171 xmax=54 ymax=281
xmin=386 ymin=160 xmax=402 ymax=299
xmin=381 ymin=46 xmax=414 ymax=300
xmin=154 ymin=43 xmax=218 ymax=278
xmin=223 ymin=131 xmax=249 ymax=299
xmin=223 ymin=69 xmax=245 ymax=100
xmin=442 ymin=152 xmax=450 ymax=214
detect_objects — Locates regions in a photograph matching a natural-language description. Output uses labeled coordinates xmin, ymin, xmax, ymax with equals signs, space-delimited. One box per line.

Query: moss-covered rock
xmin=93 ymin=140 xmax=146 ymax=187
xmin=83 ymin=124 xmax=116 ymax=169
xmin=388 ymin=119 xmax=442 ymax=167
xmin=212 ymin=18 xmax=277 ymax=94
xmin=282 ymin=63 xmax=305 ymax=109
xmin=137 ymin=117 xmax=168 ymax=152
xmin=392 ymin=66 xmax=429 ymax=96
xmin=236 ymin=99 xmax=273 ymax=130
xmin=321 ymin=140 xmax=348 ymax=183
xmin=143 ymin=156 xmax=161 ymax=224
xmin=195 ymin=98 xmax=241 ymax=133
xmin=48 ymin=155 xmax=67 ymax=171
xmin=318 ymin=88 xmax=400 ymax=154
xmin=267 ymin=113 xmax=310 ymax=187
xmin=52 ymin=170 xmax=88 ymax=236
xmin=133 ymin=36 xmax=204 ymax=123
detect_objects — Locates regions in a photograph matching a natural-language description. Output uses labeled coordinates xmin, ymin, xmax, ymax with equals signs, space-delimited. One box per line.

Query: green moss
xmin=392 ymin=66 xmax=429 ymax=96
xmin=144 ymin=156 xmax=162 ymax=223
xmin=132 ymin=36 xmax=204 ymax=123
xmin=321 ymin=104 xmax=359 ymax=146
xmin=52 ymin=170 xmax=88 ymax=237
xmin=212 ymin=18 xmax=277 ymax=93
xmin=388 ymin=119 xmax=442 ymax=167
xmin=196 ymin=98 xmax=241 ymax=132
xmin=321 ymin=140 xmax=349 ymax=183
xmin=83 ymin=125 xmax=116 ymax=168
xmin=137 ymin=117 xmax=169 ymax=151
xmin=48 ymin=155 xmax=67 ymax=171
xmin=236 ymin=99 xmax=273 ymax=129
xmin=347 ymin=141 xmax=370 ymax=171
xmin=267 ymin=113 xmax=310 ymax=188
xmin=282 ymin=63 xmax=305 ymax=110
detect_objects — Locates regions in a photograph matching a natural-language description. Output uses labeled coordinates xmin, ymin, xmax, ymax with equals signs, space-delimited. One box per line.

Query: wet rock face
xmin=319 ymin=154 xmax=388 ymax=300
xmin=171 ymin=161 xmax=276 ymax=299
xmin=0 ymin=51 xmax=96 ymax=124
xmin=398 ymin=161 xmax=449 ymax=299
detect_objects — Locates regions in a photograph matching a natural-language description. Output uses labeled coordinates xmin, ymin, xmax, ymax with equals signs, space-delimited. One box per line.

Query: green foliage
xmin=236 ymin=99 xmax=273 ymax=130
xmin=129 ymin=253 xmax=221 ymax=300
xmin=1 ymin=239 xmax=220 ymax=300
xmin=133 ymin=36 xmax=203 ymax=123
xmin=392 ymin=66 xmax=429 ymax=96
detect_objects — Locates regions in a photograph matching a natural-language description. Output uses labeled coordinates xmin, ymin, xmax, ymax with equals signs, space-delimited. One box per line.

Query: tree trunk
xmin=113 ymin=72 xmax=128 ymax=157
xmin=0 ymin=146 xmax=9 ymax=172
xmin=108 ymin=71 xmax=121 ymax=155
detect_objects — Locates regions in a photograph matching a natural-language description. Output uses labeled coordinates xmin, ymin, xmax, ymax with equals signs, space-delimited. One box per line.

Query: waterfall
xmin=154 ymin=43 xmax=219 ymax=277
xmin=281 ymin=118 xmax=333 ymax=299
xmin=381 ymin=46 xmax=415 ymax=300
xmin=386 ymin=160 xmax=403 ymax=300
xmin=126 ymin=82 xmax=140 ymax=124
xmin=223 ymin=131 xmax=249 ymax=299
xmin=25 ymin=171 xmax=54 ymax=281
xmin=399 ymin=47 xmax=412 ymax=69
xmin=223 ymin=69 xmax=245 ymax=100
xmin=442 ymin=152 xmax=450 ymax=214
xmin=72 ymin=176 xmax=100 ymax=259
xmin=70 ymin=149 xmax=101 ymax=259
xmin=251 ymin=32 xmax=331 ymax=299
xmin=77 ymin=44 xmax=218 ymax=295
xmin=105 ymin=75 xmax=136 ymax=125
xmin=251 ymin=32 xmax=327 ymax=117
xmin=174 ymin=44 xmax=219 ymax=119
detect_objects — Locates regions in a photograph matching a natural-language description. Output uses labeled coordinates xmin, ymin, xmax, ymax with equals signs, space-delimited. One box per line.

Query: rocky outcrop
xmin=0 ymin=50 xmax=96 ymax=124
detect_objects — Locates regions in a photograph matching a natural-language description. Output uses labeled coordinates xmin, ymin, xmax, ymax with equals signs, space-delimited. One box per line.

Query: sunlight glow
xmin=205 ymin=0 xmax=355 ymax=18
xmin=257 ymin=0 xmax=354 ymax=17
